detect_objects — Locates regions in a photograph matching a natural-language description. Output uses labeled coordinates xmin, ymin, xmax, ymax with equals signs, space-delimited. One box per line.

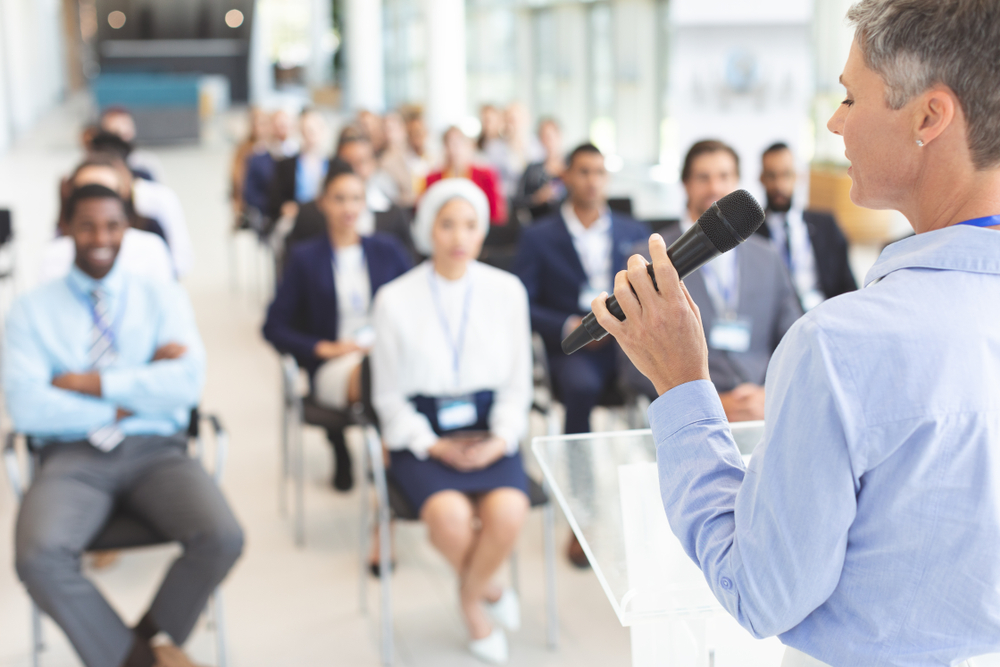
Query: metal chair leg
xmin=543 ymin=487 xmax=559 ymax=650
xmin=279 ymin=394 xmax=290 ymax=516
xmin=212 ymin=588 xmax=229 ymax=667
xmin=509 ymin=550 xmax=520 ymax=596
xmin=293 ymin=398 xmax=305 ymax=547
xmin=358 ymin=429 xmax=372 ymax=615
xmin=31 ymin=602 xmax=43 ymax=667
xmin=366 ymin=424 xmax=394 ymax=666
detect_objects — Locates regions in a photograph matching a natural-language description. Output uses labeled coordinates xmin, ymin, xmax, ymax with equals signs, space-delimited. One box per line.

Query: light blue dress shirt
xmin=2 ymin=263 xmax=205 ymax=442
xmin=649 ymin=225 xmax=1000 ymax=666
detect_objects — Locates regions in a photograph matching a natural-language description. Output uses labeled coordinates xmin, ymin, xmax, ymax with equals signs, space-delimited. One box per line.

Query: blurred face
xmin=431 ymin=198 xmax=484 ymax=268
xmin=319 ymin=173 xmax=366 ymax=237
xmin=68 ymin=197 xmax=127 ymax=279
xmin=444 ymin=129 xmax=473 ymax=167
xmin=384 ymin=112 xmax=407 ymax=148
xmin=539 ymin=122 xmax=562 ymax=156
xmin=272 ymin=111 xmax=292 ymax=142
xmin=684 ymin=150 xmax=740 ymax=219
xmin=250 ymin=108 xmax=272 ymax=143
xmin=504 ymin=103 xmax=528 ymax=137
xmin=100 ymin=112 xmax=136 ymax=143
xmin=760 ymin=148 xmax=797 ymax=213
xmin=300 ymin=112 xmax=328 ymax=153
xmin=564 ymin=152 xmax=608 ymax=209
xmin=338 ymin=141 xmax=376 ymax=182
xmin=827 ymin=39 xmax=915 ymax=210
xmin=480 ymin=106 xmax=502 ymax=139
xmin=407 ymin=117 xmax=427 ymax=154
xmin=358 ymin=111 xmax=385 ymax=150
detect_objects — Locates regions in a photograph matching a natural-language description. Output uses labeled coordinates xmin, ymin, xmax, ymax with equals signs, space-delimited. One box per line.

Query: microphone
xmin=561 ymin=189 xmax=766 ymax=355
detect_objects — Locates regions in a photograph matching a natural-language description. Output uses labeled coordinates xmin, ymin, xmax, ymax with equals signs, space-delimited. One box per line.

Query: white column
xmin=424 ymin=0 xmax=467 ymax=135
xmin=344 ymin=0 xmax=384 ymax=112
xmin=305 ymin=0 xmax=335 ymax=89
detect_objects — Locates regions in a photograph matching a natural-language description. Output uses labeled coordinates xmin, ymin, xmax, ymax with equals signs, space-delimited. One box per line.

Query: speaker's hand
xmin=592 ymin=233 xmax=710 ymax=396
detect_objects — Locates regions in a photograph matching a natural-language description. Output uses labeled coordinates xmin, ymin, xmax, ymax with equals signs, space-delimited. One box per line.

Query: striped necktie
xmin=86 ymin=288 xmax=124 ymax=452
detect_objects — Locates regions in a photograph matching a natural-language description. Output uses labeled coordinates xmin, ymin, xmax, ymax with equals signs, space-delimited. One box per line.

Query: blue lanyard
xmin=428 ymin=267 xmax=474 ymax=387
xmin=701 ymin=249 xmax=740 ymax=318
xmin=957 ymin=215 xmax=1000 ymax=228
xmin=67 ymin=280 xmax=129 ymax=350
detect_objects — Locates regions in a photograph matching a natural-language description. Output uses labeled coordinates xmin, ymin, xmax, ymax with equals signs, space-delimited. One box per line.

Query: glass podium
xmin=532 ymin=423 xmax=785 ymax=667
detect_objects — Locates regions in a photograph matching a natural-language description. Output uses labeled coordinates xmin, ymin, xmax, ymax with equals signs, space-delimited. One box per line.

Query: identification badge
xmin=709 ymin=318 xmax=752 ymax=353
xmin=578 ymin=286 xmax=603 ymax=312
xmin=437 ymin=396 xmax=478 ymax=431
xmin=353 ymin=325 xmax=376 ymax=349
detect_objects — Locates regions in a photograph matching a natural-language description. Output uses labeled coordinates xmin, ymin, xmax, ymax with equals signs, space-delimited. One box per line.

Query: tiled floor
xmin=0 ymin=101 xmax=632 ymax=666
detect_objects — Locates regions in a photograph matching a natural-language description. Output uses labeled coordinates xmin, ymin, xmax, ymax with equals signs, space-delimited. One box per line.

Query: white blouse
xmin=332 ymin=243 xmax=373 ymax=345
xmin=371 ymin=261 xmax=533 ymax=459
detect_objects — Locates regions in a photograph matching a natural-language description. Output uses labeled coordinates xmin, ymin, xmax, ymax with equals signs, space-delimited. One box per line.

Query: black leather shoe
xmin=332 ymin=459 xmax=354 ymax=491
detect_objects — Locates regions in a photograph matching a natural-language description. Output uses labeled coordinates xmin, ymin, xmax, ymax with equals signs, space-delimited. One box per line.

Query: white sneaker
xmin=486 ymin=588 xmax=521 ymax=631
xmin=469 ymin=627 xmax=508 ymax=665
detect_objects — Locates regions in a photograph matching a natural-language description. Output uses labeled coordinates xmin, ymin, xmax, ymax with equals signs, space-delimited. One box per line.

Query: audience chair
xmin=356 ymin=422 xmax=559 ymax=666
xmin=607 ymin=197 xmax=634 ymax=217
xmin=279 ymin=353 xmax=360 ymax=546
xmin=2 ymin=408 xmax=231 ymax=667
xmin=228 ymin=206 xmax=275 ymax=302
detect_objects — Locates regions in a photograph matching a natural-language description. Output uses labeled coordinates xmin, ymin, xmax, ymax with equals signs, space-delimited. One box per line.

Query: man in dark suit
xmin=267 ymin=108 xmax=331 ymax=222
xmin=756 ymin=142 xmax=857 ymax=311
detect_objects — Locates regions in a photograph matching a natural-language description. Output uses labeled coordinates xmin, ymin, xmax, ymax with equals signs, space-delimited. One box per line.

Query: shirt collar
xmin=561 ymin=201 xmax=611 ymax=238
xmin=66 ymin=259 xmax=125 ymax=298
xmin=865 ymin=225 xmax=1000 ymax=287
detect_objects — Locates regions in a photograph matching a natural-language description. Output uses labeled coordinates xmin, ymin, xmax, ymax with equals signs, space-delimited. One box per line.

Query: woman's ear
xmin=914 ymin=86 xmax=957 ymax=147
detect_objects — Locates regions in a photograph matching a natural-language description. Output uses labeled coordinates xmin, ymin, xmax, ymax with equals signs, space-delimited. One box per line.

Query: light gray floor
xmin=0 ymin=101 xmax=632 ymax=666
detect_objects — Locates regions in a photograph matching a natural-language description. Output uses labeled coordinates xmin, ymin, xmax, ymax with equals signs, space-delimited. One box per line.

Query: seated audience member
xmin=756 ymin=142 xmax=857 ymax=310
xmin=372 ymin=179 xmax=532 ymax=664
xmin=402 ymin=106 xmax=435 ymax=181
xmin=476 ymin=104 xmax=504 ymax=157
xmin=377 ymin=111 xmax=419 ymax=207
xmin=620 ymin=140 xmax=802 ymax=422
xmin=40 ymin=156 xmax=174 ymax=283
xmin=488 ymin=102 xmax=544 ymax=198
xmin=425 ymin=126 xmax=507 ymax=225
xmin=285 ymin=140 xmax=415 ymax=259
xmin=243 ymin=109 xmax=296 ymax=224
xmin=512 ymin=143 xmax=648 ymax=568
xmin=263 ymin=162 xmax=412 ymax=490
xmin=99 ymin=106 xmax=164 ymax=182
xmin=4 ymin=184 xmax=243 ymax=667
xmin=514 ymin=117 xmax=567 ymax=222
xmin=230 ymin=107 xmax=271 ymax=221
xmin=267 ymin=107 xmax=330 ymax=222
xmin=88 ymin=133 xmax=194 ymax=277
xmin=356 ymin=109 xmax=387 ymax=157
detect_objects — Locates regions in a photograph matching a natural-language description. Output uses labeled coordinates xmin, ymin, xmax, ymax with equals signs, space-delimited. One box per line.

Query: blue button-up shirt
xmin=650 ymin=225 xmax=1000 ymax=666
xmin=2 ymin=264 xmax=205 ymax=442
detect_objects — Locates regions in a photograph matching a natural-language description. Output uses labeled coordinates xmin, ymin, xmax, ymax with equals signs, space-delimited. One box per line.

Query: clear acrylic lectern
xmin=532 ymin=424 xmax=784 ymax=667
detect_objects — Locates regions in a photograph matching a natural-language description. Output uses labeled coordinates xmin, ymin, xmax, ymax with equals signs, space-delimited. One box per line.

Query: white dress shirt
xmin=562 ymin=201 xmax=613 ymax=294
xmin=332 ymin=243 xmax=372 ymax=344
xmin=38 ymin=228 xmax=174 ymax=285
xmin=133 ymin=178 xmax=194 ymax=277
xmin=764 ymin=208 xmax=825 ymax=311
xmin=372 ymin=261 xmax=533 ymax=458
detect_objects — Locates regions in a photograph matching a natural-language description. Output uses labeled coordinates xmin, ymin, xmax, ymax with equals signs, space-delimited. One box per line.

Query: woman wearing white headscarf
xmin=371 ymin=178 xmax=532 ymax=664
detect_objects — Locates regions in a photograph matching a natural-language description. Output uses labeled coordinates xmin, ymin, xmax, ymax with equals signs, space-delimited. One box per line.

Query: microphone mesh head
xmin=696 ymin=189 xmax=766 ymax=253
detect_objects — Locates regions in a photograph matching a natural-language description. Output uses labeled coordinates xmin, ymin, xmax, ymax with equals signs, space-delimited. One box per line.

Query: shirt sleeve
xmin=649 ymin=317 xmax=859 ymax=638
xmin=2 ymin=298 xmax=118 ymax=438
xmin=100 ymin=283 xmax=206 ymax=414
xmin=370 ymin=289 xmax=439 ymax=458
xmin=488 ymin=281 xmax=533 ymax=454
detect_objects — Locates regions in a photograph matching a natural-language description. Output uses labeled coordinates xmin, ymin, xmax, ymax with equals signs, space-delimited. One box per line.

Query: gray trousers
xmin=14 ymin=434 xmax=244 ymax=667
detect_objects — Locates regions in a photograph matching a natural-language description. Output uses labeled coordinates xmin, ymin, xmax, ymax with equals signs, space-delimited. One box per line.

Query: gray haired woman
xmin=592 ymin=1 xmax=1000 ymax=666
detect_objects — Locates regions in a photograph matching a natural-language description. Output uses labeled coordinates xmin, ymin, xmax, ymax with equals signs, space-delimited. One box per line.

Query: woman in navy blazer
xmin=264 ymin=161 xmax=412 ymax=489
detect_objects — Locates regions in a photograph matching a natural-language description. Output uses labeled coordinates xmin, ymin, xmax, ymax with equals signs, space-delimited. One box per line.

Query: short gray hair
xmin=847 ymin=0 xmax=1000 ymax=169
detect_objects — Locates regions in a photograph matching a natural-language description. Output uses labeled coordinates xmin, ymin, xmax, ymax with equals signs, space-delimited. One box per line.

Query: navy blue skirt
xmin=387 ymin=391 xmax=528 ymax=513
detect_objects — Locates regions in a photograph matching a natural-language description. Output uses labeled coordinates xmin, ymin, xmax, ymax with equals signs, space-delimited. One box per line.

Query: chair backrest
xmin=0 ymin=209 xmax=11 ymax=245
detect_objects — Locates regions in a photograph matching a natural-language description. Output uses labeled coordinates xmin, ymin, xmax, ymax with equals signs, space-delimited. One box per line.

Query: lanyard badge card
xmin=709 ymin=316 xmax=753 ymax=353
xmin=437 ymin=396 xmax=479 ymax=431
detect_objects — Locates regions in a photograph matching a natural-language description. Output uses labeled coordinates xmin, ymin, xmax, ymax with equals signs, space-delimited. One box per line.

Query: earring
xmin=916 ymin=139 xmax=925 ymax=147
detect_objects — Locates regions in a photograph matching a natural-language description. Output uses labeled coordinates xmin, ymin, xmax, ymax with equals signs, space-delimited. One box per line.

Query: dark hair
xmin=762 ymin=142 xmax=791 ymax=159
xmin=337 ymin=125 xmax=372 ymax=154
xmin=566 ymin=143 xmax=604 ymax=169
xmin=64 ymin=184 xmax=125 ymax=221
xmin=71 ymin=152 xmax=128 ymax=182
xmin=681 ymin=140 xmax=740 ymax=182
xmin=89 ymin=131 xmax=133 ymax=159
xmin=322 ymin=158 xmax=361 ymax=191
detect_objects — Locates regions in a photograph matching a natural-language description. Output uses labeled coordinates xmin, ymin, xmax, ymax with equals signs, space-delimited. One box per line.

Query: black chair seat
xmin=88 ymin=513 xmax=169 ymax=551
xmin=384 ymin=473 xmax=549 ymax=522
xmin=301 ymin=397 xmax=355 ymax=431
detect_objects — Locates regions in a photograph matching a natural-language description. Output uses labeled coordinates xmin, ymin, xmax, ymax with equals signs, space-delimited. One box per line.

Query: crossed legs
xmin=421 ymin=488 xmax=529 ymax=639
